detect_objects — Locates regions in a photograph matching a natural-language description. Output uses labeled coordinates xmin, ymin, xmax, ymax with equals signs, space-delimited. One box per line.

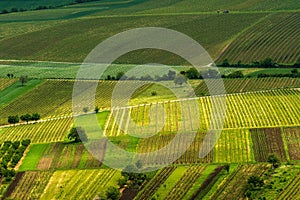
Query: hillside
xmin=0 ymin=0 xmax=299 ymax=199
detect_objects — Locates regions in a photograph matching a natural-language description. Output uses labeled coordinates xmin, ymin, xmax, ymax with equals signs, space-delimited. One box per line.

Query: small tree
xmin=31 ymin=113 xmax=41 ymax=121
xmin=83 ymin=107 xmax=89 ymax=113
xmin=68 ymin=127 xmax=88 ymax=143
xmin=105 ymin=186 xmax=120 ymax=200
xmin=20 ymin=114 xmax=31 ymax=124
xmin=174 ymin=74 xmax=187 ymax=86
xmin=267 ymin=154 xmax=280 ymax=168
xmin=221 ymin=59 xmax=230 ymax=67
xmin=7 ymin=74 xmax=10 ymax=78
xmin=94 ymin=106 xmax=100 ymax=113
xmin=8 ymin=115 xmax=19 ymax=125
xmin=224 ymin=164 xmax=230 ymax=173
xmin=19 ymin=76 xmax=28 ymax=86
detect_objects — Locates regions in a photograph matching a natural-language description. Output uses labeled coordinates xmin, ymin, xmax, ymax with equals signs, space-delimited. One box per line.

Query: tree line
xmin=8 ymin=113 xmax=40 ymax=125
xmin=220 ymin=58 xmax=300 ymax=68
xmin=0 ymin=0 xmax=101 ymax=15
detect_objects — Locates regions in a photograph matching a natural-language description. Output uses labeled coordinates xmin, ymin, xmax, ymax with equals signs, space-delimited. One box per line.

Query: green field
xmin=218 ymin=12 xmax=300 ymax=64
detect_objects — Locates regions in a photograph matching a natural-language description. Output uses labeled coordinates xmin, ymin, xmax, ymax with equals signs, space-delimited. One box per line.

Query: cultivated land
xmin=0 ymin=0 xmax=299 ymax=199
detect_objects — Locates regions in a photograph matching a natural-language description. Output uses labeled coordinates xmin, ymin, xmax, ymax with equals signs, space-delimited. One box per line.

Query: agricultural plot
xmin=3 ymin=171 xmax=53 ymax=200
xmin=209 ymin=164 xmax=269 ymax=200
xmin=134 ymin=166 xmax=176 ymax=200
xmin=277 ymin=171 xmax=300 ymax=200
xmin=105 ymin=89 xmax=300 ymax=134
xmin=250 ymin=128 xmax=286 ymax=162
xmin=0 ymin=13 xmax=266 ymax=62
xmin=218 ymin=12 xmax=300 ymax=64
xmin=21 ymin=142 xmax=105 ymax=170
xmin=136 ymin=132 xmax=214 ymax=166
xmin=0 ymin=78 xmax=16 ymax=92
xmin=214 ymin=129 xmax=254 ymax=163
xmin=283 ymin=127 xmax=300 ymax=160
xmin=0 ymin=117 xmax=73 ymax=143
xmin=40 ymin=169 xmax=121 ymax=200
xmin=194 ymin=78 xmax=300 ymax=96
xmin=160 ymin=166 xmax=207 ymax=200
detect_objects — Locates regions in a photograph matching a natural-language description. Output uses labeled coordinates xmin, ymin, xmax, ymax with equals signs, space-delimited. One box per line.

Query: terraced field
xmin=218 ymin=12 xmax=300 ymax=64
xmin=0 ymin=78 xmax=16 ymax=91
xmin=104 ymin=89 xmax=300 ymax=135
xmin=0 ymin=117 xmax=73 ymax=143
xmin=40 ymin=169 xmax=121 ymax=200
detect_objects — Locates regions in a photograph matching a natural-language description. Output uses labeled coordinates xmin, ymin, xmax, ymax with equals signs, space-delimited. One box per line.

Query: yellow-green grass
xmin=0 ymin=13 xmax=266 ymax=62
xmin=152 ymin=166 xmax=189 ymax=200
xmin=0 ymin=117 xmax=73 ymax=143
xmin=105 ymin=89 xmax=300 ymax=137
xmin=18 ymin=143 xmax=49 ymax=171
xmin=40 ymin=169 xmax=121 ymax=200
xmin=214 ymin=129 xmax=254 ymax=163
xmin=217 ymin=12 xmax=300 ymax=64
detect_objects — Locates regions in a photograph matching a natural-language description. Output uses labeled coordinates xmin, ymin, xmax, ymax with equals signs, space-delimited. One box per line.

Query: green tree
xmin=267 ymin=154 xmax=280 ymax=168
xmin=227 ymin=71 xmax=244 ymax=78
xmin=8 ymin=115 xmax=19 ymax=125
xmin=31 ymin=113 xmax=40 ymax=121
xmin=94 ymin=106 xmax=100 ymax=113
xmin=19 ymin=76 xmax=28 ymax=86
xmin=68 ymin=127 xmax=88 ymax=143
xmin=221 ymin=59 xmax=230 ymax=67
xmin=20 ymin=114 xmax=32 ymax=124
xmin=105 ymin=186 xmax=120 ymax=200
xmin=185 ymin=68 xmax=200 ymax=79
xmin=224 ymin=164 xmax=230 ymax=173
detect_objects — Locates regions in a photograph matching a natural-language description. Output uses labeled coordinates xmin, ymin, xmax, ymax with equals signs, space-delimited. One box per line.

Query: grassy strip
xmin=152 ymin=166 xmax=188 ymax=200
xmin=18 ymin=143 xmax=48 ymax=171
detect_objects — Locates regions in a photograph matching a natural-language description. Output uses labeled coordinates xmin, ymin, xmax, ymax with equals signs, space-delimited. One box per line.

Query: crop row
xmin=104 ymin=89 xmax=300 ymax=135
xmin=164 ymin=166 xmax=207 ymax=200
xmin=277 ymin=171 xmax=300 ymax=200
xmin=283 ymin=127 xmax=300 ymax=160
xmin=40 ymin=169 xmax=120 ymax=200
xmin=210 ymin=164 xmax=269 ymax=200
xmin=0 ymin=78 xmax=16 ymax=92
xmin=214 ymin=129 xmax=253 ymax=163
xmin=7 ymin=171 xmax=52 ymax=200
xmin=218 ymin=12 xmax=300 ymax=64
xmin=0 ymin=117 xmax=73 ymax=143
xmin=251 ymin=128 xmax=286 ymax=162
xmin=134 ymin=167 xmax=176 ymax=200
xmin=35 ymin=142 xmax=104 ymax=170
xmin=195 ymin=78 xmax=300 ymax=96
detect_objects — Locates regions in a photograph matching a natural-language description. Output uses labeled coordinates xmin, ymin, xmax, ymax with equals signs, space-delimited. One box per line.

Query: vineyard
xmin=250 ymin=128 xmax=286 ymax=162
xmin=3 ymin=171 xmax=53 ymax=199
xmin=40 ymin=169 xmax=121 ymax=200
xmin=283 ymin=127 xmax=300 ymax=160
xmin=209 ymin=164 xmax=269 ymax=199
xmin=0 ymin=78 xmax=16 ymax=92
xmin=0 ymin=117 xmax=73 ymax=143
xmin=217 ymin=12 xmax=300 ymax=64
xmin=194 ymin=78 xmax=300 ymax=96
xmin=214 ymin=129 xmax=253 ymax=163
xmin=104 ymin=89 xmax=300 ymax=136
